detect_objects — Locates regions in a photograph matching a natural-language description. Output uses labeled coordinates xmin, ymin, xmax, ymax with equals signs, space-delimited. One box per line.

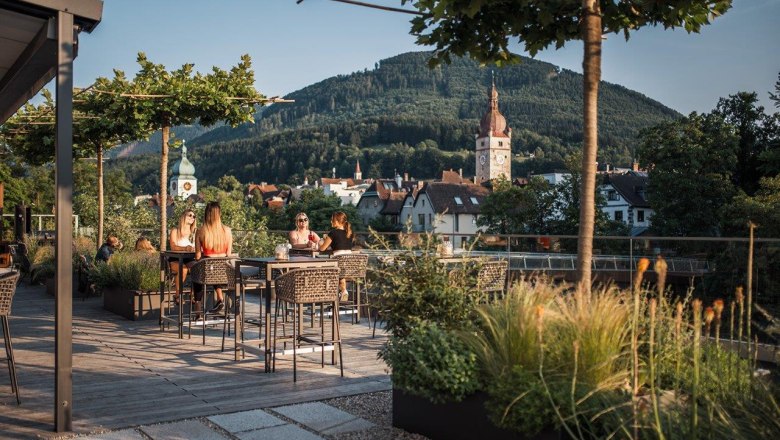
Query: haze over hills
xmin=109 ymin=51 xmax=681 ymax=194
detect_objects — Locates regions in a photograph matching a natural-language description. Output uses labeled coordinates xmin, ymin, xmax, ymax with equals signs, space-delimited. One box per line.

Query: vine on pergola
xmin=2 ymin=52 xmax=285 ymax=251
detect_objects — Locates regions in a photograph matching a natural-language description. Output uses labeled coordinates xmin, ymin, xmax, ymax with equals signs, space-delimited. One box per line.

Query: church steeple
xmin=475 ymin=75 xmax=512 ymax=183
xmin=354 ymin=160 xmax=362 ymax=180
xmin=479 ymin=73 xmax=510 ymax=138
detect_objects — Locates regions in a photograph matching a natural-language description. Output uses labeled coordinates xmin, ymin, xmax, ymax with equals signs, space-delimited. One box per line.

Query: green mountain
xmin=107 ymin=123 xmax=220 ymax=158
xmin=110 ymin=51 xmax=680 ymax=194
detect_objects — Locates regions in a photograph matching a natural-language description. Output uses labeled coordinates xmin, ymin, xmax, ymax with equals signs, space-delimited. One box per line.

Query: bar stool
xmin=0 ymin=271 xmax=21 ymax=404
xmin=335 ymin=253 xmax=370 ymax=326
xmin=188 ymin=257 xmax=235 ymax=347
xmin=272 ymin=268 xmax=343 ymax=382
xmin=477 ymin=260 xmax=509 ymax=300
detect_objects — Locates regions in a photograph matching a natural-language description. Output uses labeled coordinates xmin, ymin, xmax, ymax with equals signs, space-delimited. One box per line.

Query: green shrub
xmin=91 ymin=251 xmax=159 ymax=292
xmin=382 ymin=321 xmax=480 ymax=404
xmin=369 ymin=229 xmax=482 ymax=338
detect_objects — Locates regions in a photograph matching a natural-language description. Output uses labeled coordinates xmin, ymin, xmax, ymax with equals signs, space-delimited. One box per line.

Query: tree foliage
xmin=115 ymin=52 xmax=264 ymax=250
xmin=639 ymin=112 xmax=739 ymax=237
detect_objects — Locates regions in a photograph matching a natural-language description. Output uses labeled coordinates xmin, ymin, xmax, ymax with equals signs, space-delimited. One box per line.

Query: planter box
xmin=44 ymin=276 xmax=80 ymax=297
xmin=103 ymin=286 xmax=167 ymax=321
xmin=393 ymin=389 xmax=559 ymax=440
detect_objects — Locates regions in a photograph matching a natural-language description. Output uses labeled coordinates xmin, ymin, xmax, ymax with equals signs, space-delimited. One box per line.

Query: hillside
xmin=108 ymin=123 xmax=221 ymax=158
xmin=110 ymin=51 xmax=681 ymax=194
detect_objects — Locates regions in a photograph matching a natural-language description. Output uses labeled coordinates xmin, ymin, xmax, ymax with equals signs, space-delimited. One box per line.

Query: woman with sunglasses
xmin=289 ymin=213 xmax=320 ymax=250
xmin=169 ymin=209 xmax=197 ymax=301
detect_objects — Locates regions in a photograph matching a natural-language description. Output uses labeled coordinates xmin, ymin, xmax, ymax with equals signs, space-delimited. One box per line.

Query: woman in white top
xmin=288 ymin=212 xmax=320 ymax=249
xmin=169 ymin=209 xmax=196 ymax=297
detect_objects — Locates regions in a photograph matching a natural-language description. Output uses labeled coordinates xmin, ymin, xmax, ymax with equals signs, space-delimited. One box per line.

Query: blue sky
xmin=74 ymin=0 xmax=779 ymax=115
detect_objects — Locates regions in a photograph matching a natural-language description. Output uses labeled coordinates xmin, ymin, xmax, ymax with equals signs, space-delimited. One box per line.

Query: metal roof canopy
xmin=0 ymin=0 xmax=102 ymax=433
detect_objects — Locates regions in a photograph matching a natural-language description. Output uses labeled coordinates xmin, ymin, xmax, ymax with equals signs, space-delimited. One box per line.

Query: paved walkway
xmin=74 ymin=401 xmax=375 ymax=439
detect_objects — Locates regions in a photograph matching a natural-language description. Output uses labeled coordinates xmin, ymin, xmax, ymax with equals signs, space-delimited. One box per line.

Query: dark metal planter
xmin=102 ymin=287 xmax=167 ymax=321
xmin=393 ymin=388 xmax=559 ymax=440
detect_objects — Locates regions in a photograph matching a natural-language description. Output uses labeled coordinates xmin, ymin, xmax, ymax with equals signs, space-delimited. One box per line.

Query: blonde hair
xmin=176 ymin=209 xmax=197 ymax=239
xmin=134 ymin=237 xmax=155 ymax=252
xmin=331 ymin=211 xmax=352 ymax=239
xmin=199 ymin=202 xmax=228 ymax=252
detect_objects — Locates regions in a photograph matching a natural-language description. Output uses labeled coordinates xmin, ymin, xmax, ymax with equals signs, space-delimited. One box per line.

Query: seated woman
xmin=288 ymin=212 xmax=320 ymax=250
xmin=194 ymin=201 xmax=233 ymax=313
xmin=168 ymin=209 xmax=197 ymax=298
xmin=318 ymin=211 xmax=353 ymax=301
xmin=134 ymin=236 xmax=156 ymax=253
xmin=95 ymin=236 xmax=122 ymax=264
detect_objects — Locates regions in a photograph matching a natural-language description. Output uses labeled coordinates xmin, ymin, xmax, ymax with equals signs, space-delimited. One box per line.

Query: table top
xmin=288 ymin=248 xmax=322 ymax=257
xmin=160 ymin=250 xmax=196 ymax=257
xmin=241 ymin=256 xmax=332 ymax=263
xmin=0 ymin=267 xmax=17 ymax=276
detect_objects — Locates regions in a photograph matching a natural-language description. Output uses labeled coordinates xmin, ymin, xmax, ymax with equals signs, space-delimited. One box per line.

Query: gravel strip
xmin=323 ymin=391 xmax=428 ymax=440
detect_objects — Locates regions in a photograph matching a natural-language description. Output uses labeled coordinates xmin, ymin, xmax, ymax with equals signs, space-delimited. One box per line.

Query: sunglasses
xmin=186 ymin=213 xmax=195 ymax=218
xmin=297 ymin=218 xmax=309 ymax=222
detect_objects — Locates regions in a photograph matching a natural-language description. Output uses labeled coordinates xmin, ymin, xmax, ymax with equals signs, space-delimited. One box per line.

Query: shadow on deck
xmin=0 ymin=283 xmax=390 ymax=439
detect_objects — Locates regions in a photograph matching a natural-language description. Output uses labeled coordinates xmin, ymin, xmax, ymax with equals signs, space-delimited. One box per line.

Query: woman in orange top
xmin=195 ymin=201 xmax=233 ymax=312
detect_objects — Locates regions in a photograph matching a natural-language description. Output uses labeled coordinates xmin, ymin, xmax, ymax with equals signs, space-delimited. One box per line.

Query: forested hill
xmin=111 ymin=51 xmax=681 ymax=194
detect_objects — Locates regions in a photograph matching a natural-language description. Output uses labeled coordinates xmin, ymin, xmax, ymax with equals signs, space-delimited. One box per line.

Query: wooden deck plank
xmin=0 ymin=282 xmax=391 ymax=438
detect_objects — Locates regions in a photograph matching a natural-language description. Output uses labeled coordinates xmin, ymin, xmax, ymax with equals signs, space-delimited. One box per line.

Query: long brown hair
xmin=331 ymin=211 xmax=352 ymax=239
xmin=199 ymin=202 xmax=228 ymax=251
xmin=177 ymin=209 xmax=197 ymax=239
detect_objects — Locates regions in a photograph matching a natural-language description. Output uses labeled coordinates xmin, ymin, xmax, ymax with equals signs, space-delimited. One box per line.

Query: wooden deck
xmin=0 ymin=283 xmax=390 ymax=439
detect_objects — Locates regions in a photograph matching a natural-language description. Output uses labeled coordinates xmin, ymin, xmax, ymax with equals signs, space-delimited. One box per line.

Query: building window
xmin=454 ymin=197 xmax=463 ymax=205
xmin=607 ymin=190 xmax=619 ymax=201
xmin=422 ymin=199 xmax=425 ymax=207
xmin=481 ymin=141 xmax=485 ymax=146
xmin=373 ymin=200 xmax=378 ymax=207
xmin=615 ymin=211 xmax=623 ymax=222
xmin=461 ymin=237 xmax=468 ymax=248
xmin=470 ymin=197 xmax=478 ymax=205
xmin=428 ymin=213 xmax=432 ymax=225
xmin=454 ymin=215 xmax=460 ymax=232
xmin=418 ymin=214 xmax=425 ymax=226
xmin=498 ymin=141 xmax=503 ymax=146
xmin=472 ymin=215 xmax=478 ymax=224
xmin=637 ymin=210 xmax=645 ymax=222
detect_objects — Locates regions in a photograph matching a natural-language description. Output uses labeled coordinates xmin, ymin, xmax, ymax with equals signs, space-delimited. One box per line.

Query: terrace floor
xmin=0 ymin=282 xmax=390 ymax=439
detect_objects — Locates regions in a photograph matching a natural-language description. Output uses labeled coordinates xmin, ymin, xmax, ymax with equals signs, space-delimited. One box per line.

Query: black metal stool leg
xmin=3 ymin=316 xmax=20 ymax=404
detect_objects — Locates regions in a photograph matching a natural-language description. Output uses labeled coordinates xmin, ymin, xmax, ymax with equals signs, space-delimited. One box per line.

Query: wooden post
xmin=746 ymin=222 xmax=755 ymax=355
xmin=0 ymin=182 xmax=4 ymax=239
xmin=55 ymin=10 xmax=75 ymax=432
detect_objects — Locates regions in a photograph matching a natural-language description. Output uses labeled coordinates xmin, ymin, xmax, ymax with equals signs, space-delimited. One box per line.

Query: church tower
xmin=354 ymin=160 xmax=362 ymax=181
xmin=475 ymin=77 xmax=511 ymax=183
xmin=170 ymin=141 xmax=197 ymax=199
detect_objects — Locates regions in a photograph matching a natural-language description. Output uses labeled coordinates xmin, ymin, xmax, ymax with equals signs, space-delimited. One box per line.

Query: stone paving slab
xmin=235 ymin=424 xmax=324 ymax=440
xmin=208 ymin=409 xmax=286 ymax=433
xmin=271 ymin=402 xmax=374 ymax=435
xmin=139 ymin=419 xmax=230 ymax=440
xmin=77 ymin=429 xmax=147 ymax=440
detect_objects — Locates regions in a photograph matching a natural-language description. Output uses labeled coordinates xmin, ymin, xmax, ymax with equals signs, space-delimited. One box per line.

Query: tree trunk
xmin=576 ymin=0 xmax=602 ymax=291
xmin=96 ymin=143 xmax=104 ymax=250
xmin=160 ymin=124 xmax=170 ymax=252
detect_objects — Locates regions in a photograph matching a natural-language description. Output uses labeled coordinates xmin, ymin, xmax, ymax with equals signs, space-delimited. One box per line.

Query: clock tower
xmin=475 ymin=78 xmax=511 ymax=183
xmin=170 ymin=141 xmax=197 ymax=199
